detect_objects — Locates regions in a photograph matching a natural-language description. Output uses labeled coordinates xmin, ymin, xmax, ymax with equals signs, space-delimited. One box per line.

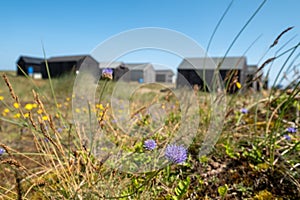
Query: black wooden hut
xmin=176 ymin=57 xmax=248 ymax=92
xmin=41 ymin=55 xmax=99 ymax=78
xmin=16 ymin=56 xmax=44 ymax=76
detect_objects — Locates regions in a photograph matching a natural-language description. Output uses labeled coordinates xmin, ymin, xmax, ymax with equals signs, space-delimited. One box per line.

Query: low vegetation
xmin=0 ymin=63 xmax=299 ymax=200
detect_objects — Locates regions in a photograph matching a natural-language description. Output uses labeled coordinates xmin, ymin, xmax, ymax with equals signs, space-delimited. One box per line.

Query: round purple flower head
xmin=283 ymin=134 xmax=291 ymax=141
xmin=144 ymin=139 xmax=157 ymax=151
xmin=101 ymin=68 xmax=113 ymax=80
xmin=0 ymin=148 xmax=6 ymax=156
xmin=165 ymin=144 xmax=187 ymax=164
xmin=287 ymin=127 xmax=297 ymax=133
xmin=240 ymin=108 xmax=248 ymax=114
xmin=57 ymin=127 xmax=63 ymax=133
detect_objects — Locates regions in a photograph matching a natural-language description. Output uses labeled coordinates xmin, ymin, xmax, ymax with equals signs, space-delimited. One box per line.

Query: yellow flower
xmin=24 ymin=113 xmax=29 ymax=118
xmin=75 ymin=108 xmax=81 ymax=113
xmin=14 ymin=113 xmax=21 ymax=118
xmin=32 ymin=103 xmax=38 ymax=108
xmin=96 ymin=104 xmax=104 ymax=110
xmin=24 ymin=103 xmax=33 ymax=110
xmin=66 ymin=97 xmax=70 ymax=101
xmin=37 ymin=109 xmax=43 ymax=114
xmin=2 ymin=112 xmax=6 ymax=116
xmin=0 ymin=96 xmax=4 ymax=101
xmin=42 ymin=115 xmax=48 ymax=121
xmin=98 ymin=111 xmax=103 ymax=117
xmin=100 ymin=104 xmax=104 ymax=110
xmin=236 ymin=82 xmax=242 ymax=89
xmin=13 ymin=103 xmax=20 ymax=109
xmin=56 ymin=103 xmax=62 ymax=108
xmin=4 ymin=108 xmax=10 ymax=113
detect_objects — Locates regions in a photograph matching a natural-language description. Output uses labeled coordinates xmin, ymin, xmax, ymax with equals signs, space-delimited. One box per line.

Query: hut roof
xmin=155 ymin=69 xmax=175 ymax=75
xmin=125 ymin=63 xmax=153 ymax=71
xmin=99 ymin=62 xmax=125 ymax=69
xmin=46 ymin=55 xmax=92 ymax=62
xmin=247 ymin=65 xmax=258 ymax=73
xmin=178 ymin=57 xmax=247 ymax=70
xmin=18 ymin=56 xmax=44 ymax=64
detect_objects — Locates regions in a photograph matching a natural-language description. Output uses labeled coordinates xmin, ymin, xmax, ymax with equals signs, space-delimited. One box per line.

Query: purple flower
xmin=0 ymin=148 xmax=6 ymax=156
xmin=283 ymin=134 xmax=291 ymax=141
xmin=144 ymin=139 xmax=157 ymax=151
xmin=57 ymin=127 xmax=63 ymax=133
xmin=240 ymin=108 xmax=248 ymax=114
xmin=101 ymin=68 xmax=113 ymax=80
xmin=287 ymin=127 xmax=297 ymax=133
xmin=165 ymin=144 xmax=187 ymax=164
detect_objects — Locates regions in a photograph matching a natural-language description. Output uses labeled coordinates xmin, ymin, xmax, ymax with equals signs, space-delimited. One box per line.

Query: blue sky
xmin=0 ymin=0 xmax=299 ymax=86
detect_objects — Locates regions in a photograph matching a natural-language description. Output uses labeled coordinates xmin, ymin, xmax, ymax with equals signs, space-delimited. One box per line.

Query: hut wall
xmin=114 ymin=67 xmax=129 ymax=81
xmin=41 ymin=61 xmax=77 ymax=78
xmin=177 ymin=69 xmax=213 ymax=90
xmin=130 ymin=70 xmax=143 ymax=82
xmin=144 ymin=67 xmax=155 ymax=83
xmin=17 ymin=59 xmax=42 ymax=76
